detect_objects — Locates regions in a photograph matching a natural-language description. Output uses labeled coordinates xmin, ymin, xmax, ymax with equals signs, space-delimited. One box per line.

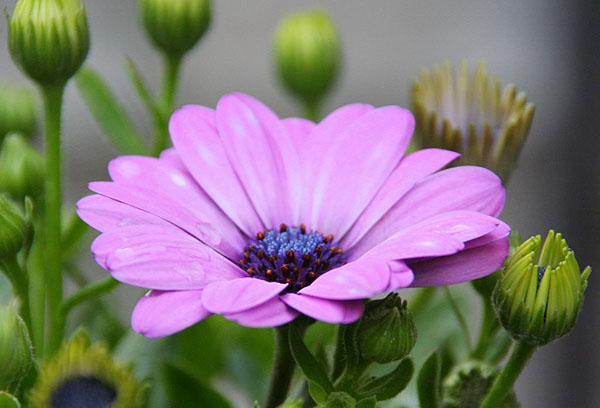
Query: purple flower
xmin=77 ymin=93 xmax=509 ymax=337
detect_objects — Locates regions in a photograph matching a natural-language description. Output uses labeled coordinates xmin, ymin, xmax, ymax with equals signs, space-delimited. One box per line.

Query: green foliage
xmin=354 ymin=358 xmax=414 ymax=401
xmin=417 ymin=350 xmax=441 ymax=408
xmin=161 ymin=362 xmax=232 ymax=408
xmin=289 ymin=324 xmax=334 ymax=394
xmin=0 ymin=392 xmax=21 ymax=408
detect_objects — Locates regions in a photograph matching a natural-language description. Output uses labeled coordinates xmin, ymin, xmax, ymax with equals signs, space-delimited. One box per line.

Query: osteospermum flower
xmin=77 ymin=93 xmax=510 ymax=337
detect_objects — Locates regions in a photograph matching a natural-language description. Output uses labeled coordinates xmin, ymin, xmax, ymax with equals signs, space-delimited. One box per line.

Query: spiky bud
xmin=493 ymin=231 xmax=590 ymax=345
xmin=274 ymin=10 xmax=341 ymax=107
xmin=0 ymin=133 xmax=44 ymax=202
xmin=0 ymin=82 xmax=37 ymax=143
xmin=8 ymin=0 xmax=89 ymax=86
xmin=0 ymin=195 xmax=28 ymax=261
xmin=0 ymin=303 xmax=33 ymax=392
xmin=356 ymin=293 xmax=417 ymax=364
xmin=412 ymin=61 xmax=535 ymax=183
xmin=139 ymin=0 xmax=211 ymax=57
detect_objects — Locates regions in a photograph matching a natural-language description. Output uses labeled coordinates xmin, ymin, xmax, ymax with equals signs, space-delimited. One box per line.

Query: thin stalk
xmin=409 ymin=287 xmax=437 ymax=317
xmin=265 ymin=324 xmax=296 ymax=408
xmin=0 ymin=257 xmax=31 ymax=329
xmin=304 ymin=100 xmax=320 ymax=122
xmin=28 ymin=224 xmax=45 ymax=358
xmin=471 ymin=297 xmax=499 ymax=360
xmin=41 ymin=84 xmax=66 ymax=357
xmin=152 ymin=53 xmax=182 ymax=156
xmin=443 ymin=286 xmax=471 ymax=350
xmin=480 ymin=341 xmax=536 ymax=408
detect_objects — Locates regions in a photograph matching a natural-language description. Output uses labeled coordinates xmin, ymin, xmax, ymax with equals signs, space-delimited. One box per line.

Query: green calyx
xmin=30 ymin=330 xmax=144 ymax=408
xmin=0 ymin=195 xmax=28 ymax=261
xmin=8 ymin=0 xmax=89 ymax=87
xmin=412 ymin=60 xmax=535 ymax=183
xmin=0 ymin=83 xmax=37 ymax=143
xmin=274 ymin=9 xmax=341 ymax=107
xmin=356 ymin=293 xmax=417 ymax=364
xmin=493 ymin=230 xmax=590 ymax=345
xmin=0 ymin=133 xmax=45 ymax=203
xmin=0 ymin=303 xmax=33 ymax=393
xmin=139 ymin=0 xmax=211 ymax=57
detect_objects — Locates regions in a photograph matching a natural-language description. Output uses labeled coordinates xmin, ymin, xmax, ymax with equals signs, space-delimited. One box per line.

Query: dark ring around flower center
xmin=238 ymin=224 xmax=346 ymax=293
xmin=51 ymin=375 xmax=117 ymax=408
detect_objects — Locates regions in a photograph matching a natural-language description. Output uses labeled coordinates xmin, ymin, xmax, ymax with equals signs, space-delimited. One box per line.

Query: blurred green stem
xmin=41 ymin=84 xmax=66 ymax=358
xmin=480 ymin=341 xmax=536 ymax=408
xmin=409 ymin=287 xmax=437 ymax=317
xmin=471 ymin=296 xmax=499 ymax=360
xmin=443 ymin=286 xmax=471 ymax=350
xmin=0 ymin=256 xmax=30 ymax=329
xmin=265 ymin=324 xmax=296 ymax=408
xmin=304 ymin=100 xmax=320 ymax=122
xmin=152 ymin=53 xmax=182 ymax=156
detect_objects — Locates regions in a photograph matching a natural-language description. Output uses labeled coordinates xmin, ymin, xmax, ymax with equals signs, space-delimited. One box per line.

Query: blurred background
xmin=1 ymin=0 xmax=598 ymax=406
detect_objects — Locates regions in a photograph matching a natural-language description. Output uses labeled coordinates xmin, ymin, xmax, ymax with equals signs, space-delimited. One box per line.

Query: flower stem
xmin=443 ymin=286 xmax=471 ymax=350
xmin=41 ymin=84 xmax=66 ymax=358
xmin=304 ymin=100 xmax=320 ymax=122
xmin=152 ymin=53 xmax=182 ymax=156
xmin=409 ymin=287 xmax=437 ymax=317
xmin=0 ymin=256 xmax=31 ymax=329
xmin=471 ymin=296 xmax=499 ymax=360
xmin=480 ymin=341 xmax=536 ymax=408
xmin=265 ymin=324 xmax=296 ymax=408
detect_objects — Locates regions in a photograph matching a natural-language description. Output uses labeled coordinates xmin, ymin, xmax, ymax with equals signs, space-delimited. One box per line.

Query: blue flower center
xmin=51 ymin=376 xmax=117 ymax=408
xmin=238 ymin=224 xmax=346 ymax=293
xmin=537 ymin=266 xmax=546 ymax=287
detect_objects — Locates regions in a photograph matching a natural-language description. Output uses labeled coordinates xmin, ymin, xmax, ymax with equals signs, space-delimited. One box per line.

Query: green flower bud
xmin=493 ymin=231 xmax=590 ymax=346
xmin=0 ymin=303 xmax=33 ymax=392
xmin=443 ymin=361 xmax=519 ymax=408
xmin=0 ymin=133 xmax=44 ymax=202
xmin=0 ymin=195 xmax=28 ymax=261
xmin=0 ymin=82 xmax=37 ymax=143
xmin=357 ymin=293 xmax=417 ymax=364
xmin=139 ymin=0 xmax=211 ymax=57
xmin=8 ymin=0 xmax=90 ymax=87
xmin=412 ymin=61 xmax=535 ymax=183
xmin=31 ymin=330 xmax=144 ymax=408
xmin=274 ymin=10 xmax=341 ymax=107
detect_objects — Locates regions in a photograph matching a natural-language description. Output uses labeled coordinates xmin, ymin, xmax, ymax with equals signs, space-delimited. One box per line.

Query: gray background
xmin=1 ymin=1 xmax=598 ymax=407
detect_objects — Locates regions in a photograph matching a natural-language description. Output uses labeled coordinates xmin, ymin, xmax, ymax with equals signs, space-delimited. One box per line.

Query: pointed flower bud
xmin=31 ymin=330 xmax=144 ymax=407
xmin=493 ymin=231 xmax=591 ymax=345
xmin=274 ymin=10 xmax=341 ymax=107
xmin=0 ymin=303 xmax=33 ymax=392
xmin=0 ymin=133 xmax=45 ymax=202
xmin=412 ymin=61 xmax=535 ymax=183
xmin=139 ymin=0 xmax=211 ymax=57
xmin=0 ymin=195 xmax=28 ymax=261
xmin=356 ymin=293 xmax=417 ymax=364
xmin=8 ymin=0 xmax=90 ymax=87
xmin=0 ymin=82 xmax=37 ymax=143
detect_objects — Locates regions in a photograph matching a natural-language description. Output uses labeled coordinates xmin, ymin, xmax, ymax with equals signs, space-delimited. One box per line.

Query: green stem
xmin=471 ymin=297 xmax=499 ymax=360
xmin=304 ymin=100 xmax=320 ymax=122
xmin=0 ymin=257 xmax=31 ymax=329
xmin=409 ymin=287 xmax=437 ymax=317
xmin=443 ymin=286 xmax=471 ymax=350
xmin=265 ymin=324 xmax=296 ymax=408
xmin=480 ymin=342 xmax=536 ymax=408
xmin=41 ymin=84 xmax=66 ymax=357
xmin=152 ymin=53 xmax=182 ymax=156
xmin=56 ymin=277 xmax=119 ymax=336
xmin=28 ymin=223 xmax=45 ymax=358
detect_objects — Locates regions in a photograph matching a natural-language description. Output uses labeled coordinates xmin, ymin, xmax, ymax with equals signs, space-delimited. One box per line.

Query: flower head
xmin=78 ymin=93 xmax=509 ymax=336
xmin=412 ymin=61 xmax=535 ymax=183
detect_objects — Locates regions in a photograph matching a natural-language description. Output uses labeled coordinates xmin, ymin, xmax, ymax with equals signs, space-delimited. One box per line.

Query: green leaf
xmin=252 ymin=402 xmax=260 ymax=408
xmin=76 ymin=66 xmax=148 ymax=155
xmin=125 ymin=59 xmax=162 ymax=121
xmin=0 ymin=392 xmax=20 ymax=408
xmin=161 ymin=362 xmax=232 ymax=408
xmin=288 ymin=324 xmax=334 ymax=393
xmin=308 ymin=380 xmax=328 ymax=405
xmin=417 ymin=350 xmax=441 ymax=408
xmin=355 ymin=396 xmax=376 ymax=408
xmin=354 ymin=358 xmax=414 ymax=401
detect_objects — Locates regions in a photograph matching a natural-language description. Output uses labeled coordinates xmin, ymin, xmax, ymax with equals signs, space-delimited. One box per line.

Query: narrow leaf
xmin=355 ymin=396 xmax=377 ymax=408
xmin=0 ymin=392 xmax=20 ymax=408
xmin=355 ymin=358 xmax=414 ymax=401
xmin=288 ymin=324 xmax=334 ymax=393
xmin=308 ymin=380 xmax=328 ymax=405
xmin=76 ymin=66 xmax=148 ymax=155
xmin=125 ymin=59 xmax=162 ymax=120
xmin=417 ymin=350 xmax=441 ymax=408
xmin=161 ymin=362 xmax=232 ymax=408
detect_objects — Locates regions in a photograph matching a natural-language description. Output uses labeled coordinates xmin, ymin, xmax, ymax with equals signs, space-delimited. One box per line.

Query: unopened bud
xmin=493 ymin=231 xmax=590 ymax=345
xmin=0 ymin=195 xmax=28 ymax=261
xmin=0 ymin=82 xmax=37 ymax=143
xmin=0 ymin=303 xmax=33 ymax=391
xmin=0 ymin=133 xmax=44 ymax=202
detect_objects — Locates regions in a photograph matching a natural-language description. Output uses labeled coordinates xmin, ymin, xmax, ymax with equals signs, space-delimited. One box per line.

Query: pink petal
xmin=201 ymin=277 xmax=287 ymax=314
xmin=342 ymin=149 xmax=460 ymax=249
xmin=387 ymin=261 xmax=415 ymax=291
xmin=107 ymin=155 xmax=246 ymax=258
xmin=77 ymin=194 xmax=168 ymax=232
xmin=224 ymin=296 xmax=299 ymax=328
xmin=303 ymin=106 xmax=414 ymax=239
xmin=132 ymin=290 xmax=210 ymax=338
xmin=89 ymin=181 xmax=240 ymax=260
xmin=216 ymin=93 xmax=301 ymax=227
xmin=409 ymin=224 xmax=510 ymax=286
xmin=94 ymin=225 xmax=244 ymax=290
xmin=280 ymin=294 xmax=364 ymax=324
xmin=169 ymin=105 xmax=264 ymax=236
xmin=299 ymin=257 xmax=391 ymax=300
xmin=352 ymin=166 xmax=505 ymax=256
xmin=365 ymin=232 xmax=464 ymax=260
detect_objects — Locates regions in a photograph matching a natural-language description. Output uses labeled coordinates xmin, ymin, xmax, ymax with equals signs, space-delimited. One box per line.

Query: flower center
xmin=238 ymin=224 xmax=346 ymax=293
xmin=51 ymin=376 xmax=117 ymax=408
